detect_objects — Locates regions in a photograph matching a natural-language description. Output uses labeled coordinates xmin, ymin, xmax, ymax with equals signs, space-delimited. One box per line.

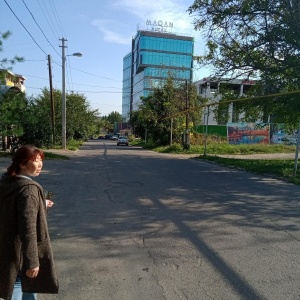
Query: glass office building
xmin=122 ymin=30 xmax=194 ymax=120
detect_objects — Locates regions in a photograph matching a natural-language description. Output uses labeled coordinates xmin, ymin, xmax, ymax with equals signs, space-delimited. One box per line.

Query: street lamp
xmin=61 ymin=37 xmax=82 ymax=149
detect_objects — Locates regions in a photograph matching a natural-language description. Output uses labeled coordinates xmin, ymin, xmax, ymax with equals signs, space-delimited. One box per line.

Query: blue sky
xmin=1 ymin=0 xmax=210 ymax=116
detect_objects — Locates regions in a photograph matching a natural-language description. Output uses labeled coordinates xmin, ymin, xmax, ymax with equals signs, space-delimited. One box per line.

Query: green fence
xmin=194 ymin=125 xmax=227 ymax=137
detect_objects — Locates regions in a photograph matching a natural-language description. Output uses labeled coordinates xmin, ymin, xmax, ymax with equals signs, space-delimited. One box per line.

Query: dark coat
xmin=0 ymin=174 xmax=59 ymax=298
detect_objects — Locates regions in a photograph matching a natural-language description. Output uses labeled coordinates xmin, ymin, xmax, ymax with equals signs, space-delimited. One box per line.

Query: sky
xmin=1 ymin=0 xmax=211 ymax=116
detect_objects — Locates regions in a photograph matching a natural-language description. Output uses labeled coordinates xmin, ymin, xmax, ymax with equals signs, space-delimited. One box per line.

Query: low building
xmin=0 ymin=69 xmax=26 ymax=94
xmin=194 ymin=77 xmax=258 ymax=125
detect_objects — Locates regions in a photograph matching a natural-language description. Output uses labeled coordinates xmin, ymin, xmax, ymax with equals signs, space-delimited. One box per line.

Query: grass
xmin=132 ymin=140 xmax=299 ymax=184
xmin=0 ymin=139 xmax=83 ymax=160
xmin=143 ymin=142 xmax=296 ymax=155
xmin=195 ymin=155 xmax=300 ymax=184
xmin=67 ymin=139 xmax=84 ymax=151
xmin=43 ymin=152 xmax=70 ymax=160
xmin=0 ymin=150 xmax=69 ymax=160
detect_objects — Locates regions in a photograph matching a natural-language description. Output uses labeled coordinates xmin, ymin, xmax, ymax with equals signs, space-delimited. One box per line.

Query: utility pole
xmin=60 ymin=38 xmax=67 ymax=149
xmin=204 ymin=106 xmax=210 ymax=156
xmin=59 ymin=38 xmax=82 ymax=149
xmin=170 ymin=117 xmax=173 ymax=145
xmin=184 ymin=80 xmax=190 ymax=149
xmin=48 ymin=54 xmax=55 ymax=146
xmin=294 ymin=122 xmax=300 ymax=176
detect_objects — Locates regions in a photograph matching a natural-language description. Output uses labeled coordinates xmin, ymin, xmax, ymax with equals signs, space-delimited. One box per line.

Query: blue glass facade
xmin=122 ymin=52 xmax=132 ymax=119
xmin=122 ymin=30 xmax=194 ymax=120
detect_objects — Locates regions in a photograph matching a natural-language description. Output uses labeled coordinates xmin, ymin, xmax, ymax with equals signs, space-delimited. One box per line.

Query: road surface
xmin=1 ymin=140 xmax=300 ymax=300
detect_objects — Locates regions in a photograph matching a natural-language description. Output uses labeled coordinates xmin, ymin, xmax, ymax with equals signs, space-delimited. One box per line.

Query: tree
xmin=106 ymin=111 xmax=122 ymax=124
xmin=188 ymin=0 xmax=300 ymax=79
xmin=0 ymin=91 xmax=28 ymax=150
xmin=0 ymin=30 xmax=25 ymax=150
xmin=96 ymin=118 xmax=113 ymax=134
xmin=188 ymin=0 xmax=300 ymax=126
xmin=130 ymin=77 xmax=206 ymax=145
xmin=20 ymin=89 xmax=99 ymax=147
xmin=66 ymin=92 xmax=99 ymax=140
xmin=0 ymin=31 xmax=24 ymax=70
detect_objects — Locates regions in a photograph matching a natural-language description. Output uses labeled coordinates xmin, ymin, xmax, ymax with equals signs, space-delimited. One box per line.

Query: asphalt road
xmin=1 ymin=140 xmax=300 ymax=300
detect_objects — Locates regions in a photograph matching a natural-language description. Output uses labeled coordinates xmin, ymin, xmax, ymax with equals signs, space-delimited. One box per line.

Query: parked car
xmin=117 ymin=136 xmax=129 ymax=146
xmin=105 ymin=134 xmax=112 ymax=139
xmin=110 ymin=135 xmax=118 ymax=141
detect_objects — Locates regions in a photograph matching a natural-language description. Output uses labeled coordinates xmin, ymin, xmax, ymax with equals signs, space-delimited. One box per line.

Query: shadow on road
xmin=38 ymin=140 xmax=300 ymax=299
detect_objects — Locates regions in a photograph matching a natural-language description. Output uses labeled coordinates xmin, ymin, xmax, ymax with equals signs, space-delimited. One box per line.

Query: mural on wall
xmin=227 ymin=122 xmax=269 ymax=144
xmin=270 ymin=124 xmax=297 ymax=145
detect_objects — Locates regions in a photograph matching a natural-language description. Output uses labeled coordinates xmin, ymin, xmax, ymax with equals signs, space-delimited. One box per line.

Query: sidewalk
xmin=216 ymin=152 xmax=296 ymax=160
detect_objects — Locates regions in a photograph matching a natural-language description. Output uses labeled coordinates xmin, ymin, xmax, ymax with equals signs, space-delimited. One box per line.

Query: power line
xmin=65 ymin=48 xmax=74 ymax=92
xmin=67 ymin=90 xmax=126 ymax=94
xmin=70 ymin=67 xmax=123 ymax=82
xmin=21 ymin=0 xmax=61 ymax=57
xmin=165 ymin=89 xmax=300 ymax=120
xmin=36 ymin=0 xmax=60 ymax=40
xmin=3 ymin=0 xmax=48 ymax=56
xmin=50 ymin=59 xmax=122 ymax=82
xmin=20 ymin=59 xmax=47 ymax=62
xmin=21 ymin=73 xmax=122 ymax=89
xmin=48 ymin=0 xmax=66 ymax=37
xmin=71 ymin=83 xmax=122 ymax=89
xmin=25 ymin=85 xmax=127 ymax=94
xmin=0 ymin=58 xmax=47 ymax=63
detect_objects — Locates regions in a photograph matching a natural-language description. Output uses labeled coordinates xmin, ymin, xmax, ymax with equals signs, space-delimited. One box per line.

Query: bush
xmin=190 ymin=133 xmax=227 ymax=145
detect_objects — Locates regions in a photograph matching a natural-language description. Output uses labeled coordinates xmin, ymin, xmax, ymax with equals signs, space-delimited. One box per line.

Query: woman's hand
xmin=26 ymin=267 xmax=39 ymax=278
xmin=46 ymin=200 xmax=54 ymax=208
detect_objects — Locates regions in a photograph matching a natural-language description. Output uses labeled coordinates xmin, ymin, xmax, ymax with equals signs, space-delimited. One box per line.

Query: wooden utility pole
xmin=184 ymin=80 xmax=190 ymax=149
xmin=48 ymin=55 xmax=55 ymax=145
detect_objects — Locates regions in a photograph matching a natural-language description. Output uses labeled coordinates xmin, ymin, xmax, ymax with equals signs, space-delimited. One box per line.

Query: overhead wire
xmin=3 ymin=0 xmax=48 ymax=56
xmin=70 ymin=67 xmax=123 ymax=82
xmin=50 ymin=59 xmax=122 ymax=82
xmin=22 ymin=73 xmax=122 ymax=89
xmin=36 ymin=0 xmax=60 ymax=40
xmin=3 ymin=0 xmax=123 ymax=97
xmin=48 ymin=0 xmax=66 ymax=37
xmin=163 ymin=89 xmax=300 ymax=121
xmin=21 ymin=0 xmax=61 ymax=57
xmin=65 ymin=47 xmax=75 ymax=92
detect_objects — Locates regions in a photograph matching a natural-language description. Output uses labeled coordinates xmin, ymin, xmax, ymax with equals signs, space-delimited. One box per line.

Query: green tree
xmin=21 ymin=89 xmax=99 ymax=147
xmin=188 ymin=0 xmax=300 ymax=126
xmin=106 ymin=111 xmax=122 ymax=124
xmin=0 ymin=31 xmax=24 ymax=70
xmin=96 ymin=117 xmax=113 ymax=134
xmin=188 ymin=0 xmax=300 ymax=79
xmin=130 ymin=77 xmax=206 ymax=145
xmin=66 ymin=92 xmax=99 ymax=141
xmin=0 ymin=92 xmax=27 ymax=150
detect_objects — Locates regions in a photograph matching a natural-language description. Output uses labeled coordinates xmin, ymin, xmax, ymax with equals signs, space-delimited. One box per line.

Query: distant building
xmin=194 ymin=77 xmax=258 ymax=125
xmin=122 ymin=28 xmax=194 ymax=121
xmin=0 ymin=69 xmax=26 ymax=94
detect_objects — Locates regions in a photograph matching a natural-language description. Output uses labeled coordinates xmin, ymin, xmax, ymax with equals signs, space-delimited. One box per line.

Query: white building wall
xmin=194 ymin=77 xmax=257 ymax=125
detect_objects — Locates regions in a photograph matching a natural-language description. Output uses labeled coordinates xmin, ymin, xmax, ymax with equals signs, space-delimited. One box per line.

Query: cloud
xmin=112 ymin=0 xmax=197 ymax=34
xmin=91 ymin=20 xmax=132 ymax=45
xmin=92 ymin=0 xmax=201 ymax=45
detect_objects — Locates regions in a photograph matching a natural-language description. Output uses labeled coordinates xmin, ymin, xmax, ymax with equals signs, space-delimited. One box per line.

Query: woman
xmin=0 ymin=145 xmax=59 ymax=300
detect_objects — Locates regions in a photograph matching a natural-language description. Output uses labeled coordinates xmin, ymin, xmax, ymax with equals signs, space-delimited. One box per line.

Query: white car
xmin=117 ymin=136 xmax=129 ymax=146
xmin=110 ymin=135 xmax=118 ymax=141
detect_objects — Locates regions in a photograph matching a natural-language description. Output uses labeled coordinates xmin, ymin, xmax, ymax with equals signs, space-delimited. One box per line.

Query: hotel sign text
xmin=146 ymin=20 xmax=174 ymax=33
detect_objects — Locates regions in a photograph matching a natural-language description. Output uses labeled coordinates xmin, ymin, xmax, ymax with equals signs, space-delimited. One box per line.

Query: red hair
xmin=7 ymin=145 xmax=44 ymax=176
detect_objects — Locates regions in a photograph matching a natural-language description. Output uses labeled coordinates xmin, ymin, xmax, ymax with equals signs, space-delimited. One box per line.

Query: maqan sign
xmin=146 ymin=20 xmax=174 ymax=33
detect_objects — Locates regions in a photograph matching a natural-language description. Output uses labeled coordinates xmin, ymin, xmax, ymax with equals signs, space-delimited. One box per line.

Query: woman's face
xmin=20 ymin=154 xmax=43 ymax=177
